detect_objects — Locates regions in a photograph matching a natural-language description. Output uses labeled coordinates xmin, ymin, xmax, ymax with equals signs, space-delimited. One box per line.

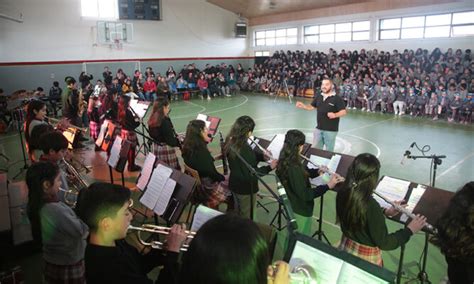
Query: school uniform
xmin=149 ymin=117 xmax=181 ymax=170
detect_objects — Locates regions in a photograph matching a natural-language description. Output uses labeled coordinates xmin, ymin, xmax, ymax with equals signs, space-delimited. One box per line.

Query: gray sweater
xmin=40 ymin=202 xmax=89 ymax=265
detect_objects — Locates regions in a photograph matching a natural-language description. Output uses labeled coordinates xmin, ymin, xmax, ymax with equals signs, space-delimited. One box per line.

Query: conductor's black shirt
xmin=311 ymin=94 xmax=345 ymax=132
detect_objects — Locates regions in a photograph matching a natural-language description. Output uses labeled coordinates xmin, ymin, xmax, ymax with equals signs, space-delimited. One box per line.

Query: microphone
xmin=400 ymin=142 xmax=415 ymax=165
xmin=276 ymin=181 xmax=298 ymax=233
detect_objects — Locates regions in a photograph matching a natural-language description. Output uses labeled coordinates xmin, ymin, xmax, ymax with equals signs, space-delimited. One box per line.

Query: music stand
xmin=139 ymin=161 xmax=197 ymax=225
xmin=403 ymin=152 xmax=447 ymax=284
xmin=107 ymin=137 xmax=130 ymax=186
xmin=130 ymin=100 xmax=151 ymax=156
xmin=302 ymin=148 xmax=354 ymax=244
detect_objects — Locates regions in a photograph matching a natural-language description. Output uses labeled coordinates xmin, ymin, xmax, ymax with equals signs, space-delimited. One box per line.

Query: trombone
xmin=128 ymin=224 xmax=195 ymax=252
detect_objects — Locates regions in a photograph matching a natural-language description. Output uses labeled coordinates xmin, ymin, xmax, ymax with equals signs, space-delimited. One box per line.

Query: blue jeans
xmin=313 ymin=128 xmax=337 ymax=152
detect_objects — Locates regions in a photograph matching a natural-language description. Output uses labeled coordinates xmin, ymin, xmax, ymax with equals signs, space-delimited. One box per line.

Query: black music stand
xmin=229 ymin=146 xmax=297 ymax=233
xmin=302 ymin=148 xmax=354 ymax=244
xmin=139 ymin=161 xmax=197 ymax=226
xmin=107 ymin=138 xmax=131 ymax=186
xmin=403 ymin=152 xmax=446 ymax=284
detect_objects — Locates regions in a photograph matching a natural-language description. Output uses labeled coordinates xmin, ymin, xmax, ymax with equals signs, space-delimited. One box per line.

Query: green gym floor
xmin=1 ymin=92 xmax=473 ymax=283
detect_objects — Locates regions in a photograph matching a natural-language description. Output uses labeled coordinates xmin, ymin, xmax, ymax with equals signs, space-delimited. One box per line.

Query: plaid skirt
xmin=121 ymin=129 xmax=138 ymax=148
xmin=44 ymin=259 xmax=86 ymax=284
xmin=193 ymin=176 xmax=231 ymax=208
xmin=338 ymin=236 xmax=383 ymax=266
xmin=89 ymin=120 xmax=99 ymax=140
xmin=153 ymin=143 xmax=180 ymax=170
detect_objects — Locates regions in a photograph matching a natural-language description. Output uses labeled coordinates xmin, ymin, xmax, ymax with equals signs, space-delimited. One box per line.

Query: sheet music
xmin=400 ymin=184 xmax=427 ymax=222
xmin=337 ymin=262 xmax=389 ymax=284
xmin=374 ymin=176 xmax=411 ymax=209
xmin=308 ymin=155 xmax=341 ymax=186
xmin=139 ymin=164 xmax=173 ymax=210
xmin=107 ymin=137 xmax=122 ymax=168
xmin=130 ymin=99 xmax=149 ymax=119
xmin=95 ymin=121 xmax=108 ymax=147
xmin=196 ymin=114 xmax=211 ymax=128
xmin=136 ymin=153 xmax=157 ymax=191
xmin=289 ymin=241 xmax=344 ymax=283
xmin=153 ymin=178 xmax=177 ymax=215
xmin=267 ymin=134 xmax=285 ymax=160
xmin=191 ymin=205 xmax=224 ymax=232
xmin=62 ymin=130 xmax=75 ymax=150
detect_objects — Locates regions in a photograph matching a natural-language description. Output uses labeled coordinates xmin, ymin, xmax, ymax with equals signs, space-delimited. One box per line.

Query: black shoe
xmin=128 ymin=165 xmax=142 ymax=172
xmin=94 ymin=145 xmax=102 ymax=151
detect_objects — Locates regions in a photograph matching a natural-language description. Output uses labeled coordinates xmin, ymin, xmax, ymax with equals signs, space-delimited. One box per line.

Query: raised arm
xmin=296 ymin=101 xmax=315 ymax=111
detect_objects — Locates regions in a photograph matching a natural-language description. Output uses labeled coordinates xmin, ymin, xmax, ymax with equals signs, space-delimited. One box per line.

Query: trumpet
xmin=248 ymin=137 xmax=276 ymax=161
xmin=272 ymin=264 xmax=317 ymax=284
xmin=60 ymin=158 xmax=89 ymax=206
xmin=128 ymin=224 xmax=195 ymax=251
xmin=45 ymin=116 xmax=88 ymax=132
xmin=373 ymin=191 xmax=437 ymax=234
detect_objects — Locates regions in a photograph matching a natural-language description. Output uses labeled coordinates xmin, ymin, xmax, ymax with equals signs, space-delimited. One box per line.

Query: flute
xmin=373 ymin=191 xmax=437 ymax=234
xmin=299 ymin=154 xmax=335 ymax=175
xmin=248 ymin=137 xmax=276 ymax=161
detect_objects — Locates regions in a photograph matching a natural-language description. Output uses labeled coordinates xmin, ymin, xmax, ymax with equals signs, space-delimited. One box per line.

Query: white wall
xmin=249 ymin=2 xmax=474 ymax=55
xmin=0 ymin=0 xmax=247 ymax=62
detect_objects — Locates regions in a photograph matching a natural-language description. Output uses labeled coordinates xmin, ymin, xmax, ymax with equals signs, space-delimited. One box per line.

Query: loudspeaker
xmin=235 ymin=22 xmax=247 ymax=38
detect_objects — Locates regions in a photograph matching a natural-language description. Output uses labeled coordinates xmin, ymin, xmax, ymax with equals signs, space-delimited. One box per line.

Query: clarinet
xmin=218 ymin=131 xmax=228 ymax=175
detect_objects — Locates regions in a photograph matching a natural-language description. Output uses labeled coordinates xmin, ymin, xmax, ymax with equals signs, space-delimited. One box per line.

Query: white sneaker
xmin=361 ymin=107 xmax=366 ymax=111
xmin=225 ymin=94 xmax=231 ymax=97
xmin=207 ymin=96 xmax=211 ymax=100
xmin=367 ymin=109 xmax=371 ymax=112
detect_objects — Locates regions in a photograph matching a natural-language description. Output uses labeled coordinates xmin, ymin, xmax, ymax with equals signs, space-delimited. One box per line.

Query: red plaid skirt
xmin=153 ymin=143 xmax=180 ymax=170
xmin=44 ymin=259 xmax=86 ymax=284
xmin=193 ymin=176 xmax=231 ymax=208
xmin=89 ymin=121 xmax=99 ymax=140
xmin=338 ymin=236 xmax=383 ymax=266
xmin=121 ymin=129 xmax=138 ymax=148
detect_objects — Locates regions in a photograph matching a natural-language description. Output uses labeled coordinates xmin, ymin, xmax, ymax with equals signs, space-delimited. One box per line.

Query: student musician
xmin=24 ymin=100 xmax=50 ymax=161
xmin=180 ymin=214 xmax=290 ymax=284
xmin=26 ymin=161 xmax=89 ymax=284
xmin=117 ymin=95 xmax=141 ymax=172
xmin=76 ymin=182 xmax=188 ymax=284
xmin=335 ymin=153 xmax=427 ymax=266
xmin=432 ymin=182 xmax=474 ymax=284
xmin=88 ymin=92 xmax=101 ymax=151
xmin=182 ymin=120 xmax=230 ymax=209
xmin=224 ymin=116 xmax=277 ymax=219
xmin=61 ymin=76 xmax=81 ymax=127
xmin=276 ymin=130 xmax=344 ymax=235
xmin=148 ymin=98 xmax=181 ymax=170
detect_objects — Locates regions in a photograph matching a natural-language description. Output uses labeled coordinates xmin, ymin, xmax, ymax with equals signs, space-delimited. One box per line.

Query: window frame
xmin=81 ymin=0 xmax=119 ymax=20
xmin=379 ymin=10 xmax=474 ymax=40
xmin=303 ymin=20 xmax=370 ymax=44
xmin=254 ymin=27 xmax=297 ymax=47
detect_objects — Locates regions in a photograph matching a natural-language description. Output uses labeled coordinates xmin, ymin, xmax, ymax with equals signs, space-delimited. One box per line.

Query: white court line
xmin=172 ymin=101 xmax=207 ymax=119
xmin=205 ymin=95 xmax=249 ymax=115
xmin=436 ymin=151 xmax=474 ymax=180
xmin=341 ymin=117 xmax=396 ymax=134
xmin=339 ymin=133 xmax=381 ymax=158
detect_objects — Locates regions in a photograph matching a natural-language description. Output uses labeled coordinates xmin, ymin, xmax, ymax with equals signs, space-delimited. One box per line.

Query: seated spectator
xmin=143 ymin=76 xmax=157 ymax=101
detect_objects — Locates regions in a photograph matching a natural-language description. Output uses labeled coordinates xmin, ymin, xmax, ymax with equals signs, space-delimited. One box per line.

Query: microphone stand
xmin=404 ymin=152 xmax=445 ymax=284
xmin=229 ymin=146 xmax=297 ymax=233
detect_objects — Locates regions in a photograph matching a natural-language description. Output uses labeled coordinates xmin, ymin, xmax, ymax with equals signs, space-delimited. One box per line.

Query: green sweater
xmin=228 ymin=144 xmax=271 ymax=195
xmin=341 ymin=197 xmax=413 ymax=250
xmin=183 ymin=147 xmax=224 ymax=182
xmin=283 ymin=166 xmax=329 ymax=217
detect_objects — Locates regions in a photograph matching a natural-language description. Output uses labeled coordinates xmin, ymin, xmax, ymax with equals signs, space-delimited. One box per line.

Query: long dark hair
xmin=26 ymin=161 xmax=60 ymax=242
xmin=25 ymin=100 xmax=46 ymax=143
xmin=432 ymin=182 xmax=474 ymax=260
xmin=182 ymin=120 xmax=207 ymax=157
xmin=117 ymin=95 xmax=130 ymax=126
xmin=276 ymin=130 xmax=306 ymax=188
xmin=148 ymin=98 xmax=169 ymax=128
xmin=336 ymin=153 xmax=381 ymax=233
xmin=180 ymin=214 xmax=270 ymax=284
xmin=224 ymin=115 xmax=255 ymax=158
